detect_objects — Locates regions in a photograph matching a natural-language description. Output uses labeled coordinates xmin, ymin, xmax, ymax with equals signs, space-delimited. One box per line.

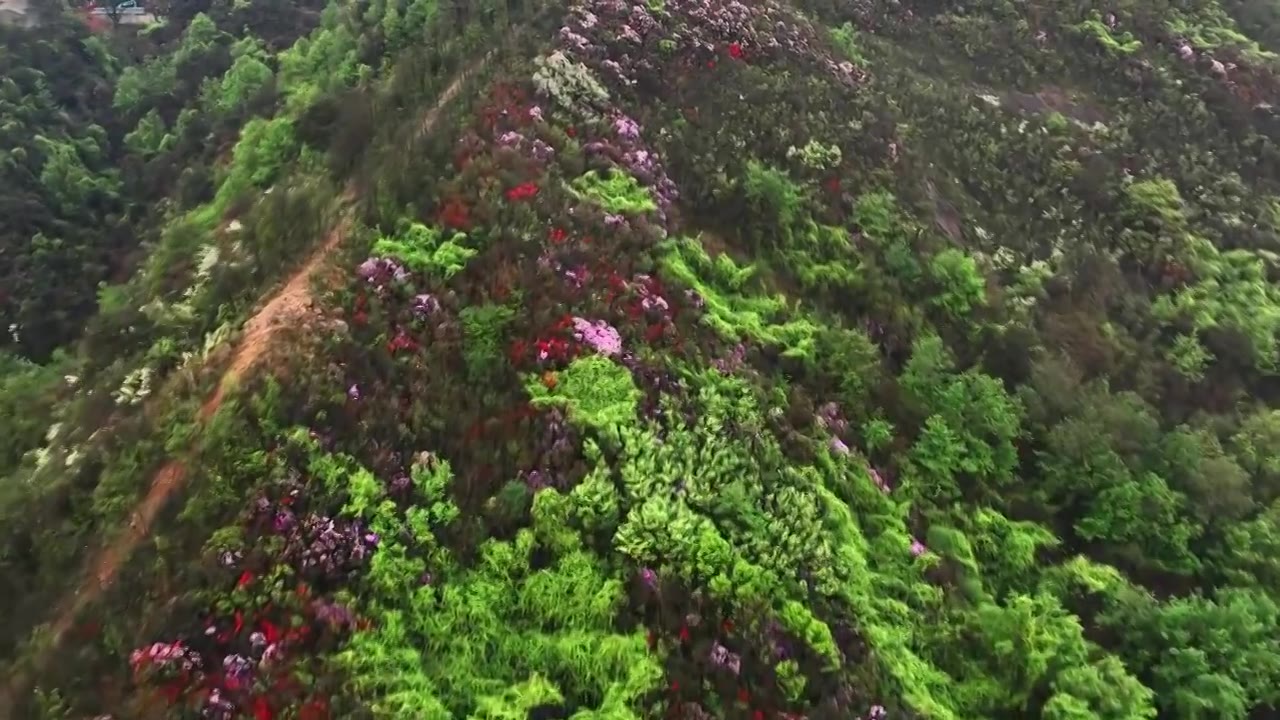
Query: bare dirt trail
xmin=0 ymin=54 xmax=493 ymax=720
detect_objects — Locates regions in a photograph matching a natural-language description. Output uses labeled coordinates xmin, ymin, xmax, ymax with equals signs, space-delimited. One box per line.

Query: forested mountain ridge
xmin=3 ymin=0 xmax=1280 ymax=717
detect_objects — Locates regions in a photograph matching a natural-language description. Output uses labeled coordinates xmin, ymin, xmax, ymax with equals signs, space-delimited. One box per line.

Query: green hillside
xmin=3 ymin=0 xmax=1280 ymax=717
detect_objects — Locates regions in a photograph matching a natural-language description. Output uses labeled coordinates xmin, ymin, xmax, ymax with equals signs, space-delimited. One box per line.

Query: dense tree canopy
xmin=3 ymin=0 xmax=1280 ymax=717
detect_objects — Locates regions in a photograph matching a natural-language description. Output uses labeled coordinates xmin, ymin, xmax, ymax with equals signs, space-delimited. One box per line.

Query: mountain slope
xmin=3 ymin=0 xmax=1280 ymax=718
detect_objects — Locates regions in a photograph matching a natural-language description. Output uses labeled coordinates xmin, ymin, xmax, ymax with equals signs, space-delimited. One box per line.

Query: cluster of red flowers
xmin=508 ymin=315 xmax=582 ymax=367
xmin=651 ymin=608 xmax=807 ymax=720
xmin=480 ymin=83 xmax=533 ymax=131
xmin=506 ymin=182 xmax=540 ymax=201
xmin=387 ymin=329 xmax=420 ymax=355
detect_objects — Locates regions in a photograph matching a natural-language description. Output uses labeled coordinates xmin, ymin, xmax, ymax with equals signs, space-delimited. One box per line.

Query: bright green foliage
xmin=1166 ymin=333 xmax=1214 ymax=381
xmin=1153 ymin=248 xmax=1280 ymax=371
xmin=469 ymin=675 xmax=564 ymax=720
xmin=829 ymin=22 xmax=869 ymax=65
xmin=853 ymin=191 xmax=926 ymax=290
xmin=343 ymin=525 xmax=662 ymax=717
xmin=373 ymin=223 xmax=477 ymax=279
xmin=526 ymin=356 xmax=641 ymax=432
xmin=602 ymin=370 xmax=843 ymax=601
xmin=1034 ymin=383 xmax=1204 ymax=574
xmin=460 ymin=304 xmax=516 ymax=384
xmin=1100 ymin=588 xmax=1280 ymax=718
xmin=15 ymin=0 xmax=1280 ymax=717
xmin=1074 ymin=472 xmax=1201 ymax=575
xmin=740 ymin=163 xmax=862 ymax=295
xmin=900 ymin=334 xmax=1023 ymax=499
xmin=775 ymin=659 xmax=807 ymax=702
xmin=201 ymin=38 xmax=274 ymax=117
xmin=1124 ymin=178 xmax=1187 ymax=224
xmin=1166 ymin=12 xmax=1274 ymax=61
xmin=1074 ymin=16 xmax=1143 ymax=54
xmin=569 ymin=171 xmax=657 ymax=215
xmin=659 ymin=236 xmax=819 ymax=359
xmin=124 ymin=110 xmax=174 ymax=157
xmin=744 ymin=161 xmax=806 ymax=231
xmin=34 ymin=136 xmax=120 ymax=215
xmin=964 ymin=508 xmax=1060 ymax=597
xmin=778 ymin=600 xmax=840 ymax=669
xmin=927 ymin=248 xmax=987 ymax=319
xmin=1042 ymin=656 xmax=1158 ymax=720
xmin=278 ymin=6 xmax=366 ymax=112
xmin=862 ymin=417 xmax=895 ymax=452
xmin=201 ymin=117 xmax=299 ymax=227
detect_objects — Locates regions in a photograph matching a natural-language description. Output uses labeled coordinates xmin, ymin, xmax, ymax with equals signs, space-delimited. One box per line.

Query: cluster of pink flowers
xmin=130 ymin=640 xmax=201 ymax=673
xmin=712 ymin=342 xmax=748 ymax=374
xmin=910 ymin=538 xmax=927 ymax=557
xmin=356 ymin=257 xmax=407 ymax=290
xmin=709 ymin=641 xmax=742 ymax=675
xmin=572 ymin=316 xmax=623 ymax=356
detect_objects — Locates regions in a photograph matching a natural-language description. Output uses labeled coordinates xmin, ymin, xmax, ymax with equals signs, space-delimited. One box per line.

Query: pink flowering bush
xmin=572 ymin=316 xmax=623 ymax=356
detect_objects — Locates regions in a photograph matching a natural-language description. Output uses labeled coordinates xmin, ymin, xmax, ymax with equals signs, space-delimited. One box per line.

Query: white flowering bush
xmin=532 ymin=51 xmax=610 ymax=118
xmin=114 ymin=366 xmax=156 ymax=406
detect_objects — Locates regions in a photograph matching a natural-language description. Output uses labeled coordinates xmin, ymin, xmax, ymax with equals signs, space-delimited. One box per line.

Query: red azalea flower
xmin=353 ymin=310 xmax=368 ymax=326
xmin=253 ymin=697 xmax=273 ymax=720
xmin=234 ymin=610 xmax=244 ymax=635
xmin=506 ymin=182 xmax=540 ymax=202
xmin=388 ymin=332 xmax=419 ymax=354
xmin=566 ymin=127 xmax=577 ymax=137
xmin=237 ymin=571 xmax=254 ymax=588
xmin=261 ymin=620 xmax=281 ymax=645
xmin=707 ymin=59 xmax=716 ymax=69
xmin=728 ymin=42 xmax=744 ymax=59
xmin=645 ymin=323 xmax=665 ymax=343
xmin=824 ymin=176 xmax=842 ymax=193
xmin=549 ymin=227 xmax=568 ymax=243
xmin=678 ymin=625 xmax=690 ymax=642
xmin=753 ymin=712 xmax=765 ymax=720
xmin=738 ymin=688 xmax=751 ymax=704
xmin=670 ymin=680 xmax=680 ymax=692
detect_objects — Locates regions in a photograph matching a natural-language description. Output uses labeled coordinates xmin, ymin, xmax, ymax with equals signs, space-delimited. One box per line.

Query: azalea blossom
xmin=910 ymin=538 xmax=927 ymax=557
xmin=412 ymin=293 xmax=440 ymax=317
xmin=507 ymin=182 xmax=540 ymax=201
xmin=614 ymin=114 xmax=642 ymax=141
xmin=572 ymin=317 xmax=623 ymax=356
xmin=639 ymin=566 xmax=659 ymax=588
